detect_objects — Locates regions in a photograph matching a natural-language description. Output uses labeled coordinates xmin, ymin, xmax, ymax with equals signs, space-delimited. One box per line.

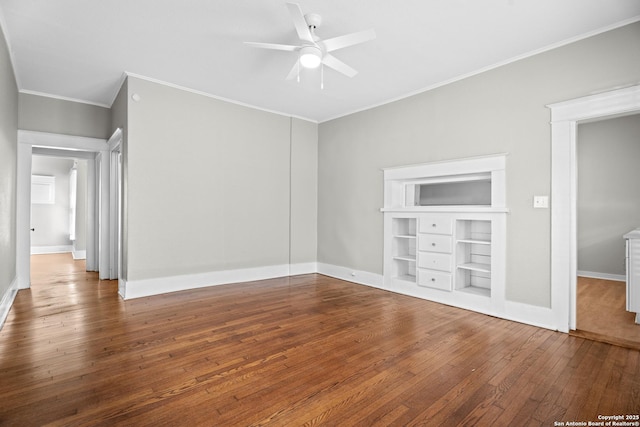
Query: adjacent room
xmin=0 ymin=1 xmax=639 ymax=425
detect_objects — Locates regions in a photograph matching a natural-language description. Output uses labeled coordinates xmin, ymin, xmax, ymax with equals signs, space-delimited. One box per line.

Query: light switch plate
xmin=533 ymin=196 xmax=549 ymax=208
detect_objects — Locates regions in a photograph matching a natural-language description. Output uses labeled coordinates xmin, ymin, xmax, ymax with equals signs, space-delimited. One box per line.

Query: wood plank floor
xmin=574 ymin=277 xmax=640 ymax=350
xmin=1 ymin=254 xmax=639 ymax=426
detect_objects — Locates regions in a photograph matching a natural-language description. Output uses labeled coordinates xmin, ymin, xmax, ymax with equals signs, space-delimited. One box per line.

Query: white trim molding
xmin=124 ymin=72 xmax=317 ymax=124
xmin=577 ymin=271 xmax=626 ymax=282
xmin=19 ymin=130 xmax=107 ymax=152
xmin=317 ymin=263 xmax=385 ymax=289
xmin=548 ymin=84 xmax=640 ymax=333
xmin=72 ymin=250 xmax=87 ymax=260
xmin=121 ymin=264 xmax=291 ymax=300
xmin=289 ymin=262 xmax=318 ymax=276
xmin=31 ymin=245 xmax=73 ymax=255
xmin=119 ymin=259 xmax=558 ymax=331
xmin=17 ymin=130 xmax=109 ymax=290
xmin=0 ymin=277 xmax=19 ymax=331
xmin=317 ymin=262 xmax=557 ymax=330
xmin=19 ymin=89 xmax=111 ymax=109
xmin=503 ymin=301 xmax=556 ymax=331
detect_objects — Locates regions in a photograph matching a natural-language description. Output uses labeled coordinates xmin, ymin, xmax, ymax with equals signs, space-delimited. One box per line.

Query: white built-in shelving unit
xmin=624 ymin=229 xmax=640 ymax=324
xmin=382 ymin=154 xmax=508 ymax=317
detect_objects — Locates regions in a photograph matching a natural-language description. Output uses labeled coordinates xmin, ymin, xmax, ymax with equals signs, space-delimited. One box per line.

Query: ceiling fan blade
xmin=285 ymin=60 xmax=300 ymax=80
xmin=322 ymin=54 xmax=357 ymax=78
xmin=323 ymin=29 xmax=376 ymax=52
xmin=244 ymin=42 xmax=299 ymax=52
xmin=286 ymin=2 xmax=314 ymax=43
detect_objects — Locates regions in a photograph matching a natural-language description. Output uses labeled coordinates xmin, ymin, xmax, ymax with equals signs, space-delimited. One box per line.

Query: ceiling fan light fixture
xmin=299 ymin=46 xmax=322 ymax=68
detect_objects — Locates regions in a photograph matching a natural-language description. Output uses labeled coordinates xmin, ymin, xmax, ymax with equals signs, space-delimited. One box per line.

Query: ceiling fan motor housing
xmin=304 ymin=13 xmax=322 ymax=29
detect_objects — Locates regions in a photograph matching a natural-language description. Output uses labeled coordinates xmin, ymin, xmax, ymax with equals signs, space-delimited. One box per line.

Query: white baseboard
xmin=122 ymin=264 xmax=291 ymax=300
xmin=120 ymin=260 xmax=559 ymax=332
xmin=0 ymin=276 xmax=19 ymax=331
xmin=577 ymin=270 xmax=626 ymax=282
xmin=317 ymin=263 xmax=558 ymax=331
xmin=290 ymin=262 xmax=318 ymax=276
xmin=316 ymin=263 xmax=384 ymax=289
xmin=503 ymin=300 xmax=557 ymax=331
xmin=118 ymin=278 xmax=126 ymax=299
xmin=31 ymin=245 xmax=72 ymax=255
xmin=72 ymin=249 xmax=86 ymax=260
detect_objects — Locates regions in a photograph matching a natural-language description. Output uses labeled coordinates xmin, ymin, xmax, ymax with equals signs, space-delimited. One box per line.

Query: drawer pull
xmin=431 ymin=278 xmax=436 ymax=282
xmin=432 ymin=223 xmax=436 ymax=227
xmin=432 ymin=243 xmax=436 ymax=247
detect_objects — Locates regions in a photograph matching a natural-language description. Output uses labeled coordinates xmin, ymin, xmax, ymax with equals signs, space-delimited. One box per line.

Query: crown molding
xmin=0 ymin=8 xmax=20 ymax=89
xmin=19 ymin=89 xmax=111 ymax=109
xmin=124 ymin=71 xmax=318 ymax=124
xmin=319 ymin=16 xmax=640 ymax=123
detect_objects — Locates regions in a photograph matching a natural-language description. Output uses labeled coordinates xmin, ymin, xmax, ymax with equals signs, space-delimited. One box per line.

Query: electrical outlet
xmin=533 ymin=196 xmax=549 ymax=209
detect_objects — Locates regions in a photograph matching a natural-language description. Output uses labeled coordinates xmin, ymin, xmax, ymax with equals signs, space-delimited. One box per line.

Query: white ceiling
xmin=1 ymin=0 xmax=639 ymax=122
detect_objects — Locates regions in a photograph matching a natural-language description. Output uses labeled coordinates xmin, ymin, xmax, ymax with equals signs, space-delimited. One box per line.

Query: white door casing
xmin=548 ymin=85 xmax=640 ymax=332
xmin=108 ymin=129 xmax=122 ymax=280
xmin=16 ymin=130 xmax=119 ymax=286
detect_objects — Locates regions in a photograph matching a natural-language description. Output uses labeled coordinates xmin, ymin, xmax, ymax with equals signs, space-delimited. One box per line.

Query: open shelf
xmin=457 ymin=262 xmax=491 ymax=273
xmin=456 ymin=238 xmax=490 ymax=245
xmin=457 ymin=285 xmax=491 ymax=297
xmin=393 ymin=255 xmax=416 ymax=262
xmin=391 ymin=218 xmax=418 ymax=283
xmin=393 ymin=217 xmax=417 ymax=237
xmin=396 ymin=274 xmax=417 ymax=282
xmin=455 ymin=219 xmax=492 ymax=297
xmin=393 ymin=257 xmax=416 ymax=283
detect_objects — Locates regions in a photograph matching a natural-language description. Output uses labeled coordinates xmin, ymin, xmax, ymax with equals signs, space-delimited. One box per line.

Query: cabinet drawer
xmin=418 ymin=252 xmax=452 ymax=272
xmin=418 ymin=270 xmax=452 ymax=291
xmin=418 ymin=234 xmax=452 ymax=253
xmin=419 ymin=217 xmax=452 ymax=235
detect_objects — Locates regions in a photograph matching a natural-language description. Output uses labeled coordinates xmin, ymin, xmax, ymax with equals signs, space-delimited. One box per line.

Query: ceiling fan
xmin=244 ymin=2 xmax=376 ymax=82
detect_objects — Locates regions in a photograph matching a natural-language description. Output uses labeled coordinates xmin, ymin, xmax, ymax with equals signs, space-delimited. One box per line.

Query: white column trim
xmin=16 ymin=142 xmax=32 ymax=289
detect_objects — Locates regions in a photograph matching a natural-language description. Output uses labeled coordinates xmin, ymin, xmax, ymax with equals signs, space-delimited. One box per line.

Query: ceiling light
xmin=299 ymin=46 xmax=322 ymax=69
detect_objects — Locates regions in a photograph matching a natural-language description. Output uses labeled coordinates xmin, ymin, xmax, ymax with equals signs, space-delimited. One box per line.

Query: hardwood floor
xmin=1 ymin=254 xmax=639 ymax=426
xmin=574 ymin=276 xmax=640 ymax=351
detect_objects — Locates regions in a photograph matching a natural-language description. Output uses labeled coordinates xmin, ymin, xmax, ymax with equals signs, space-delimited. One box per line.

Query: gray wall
xmin=0 ymin=23 xmax=18 ymax=300
xmin=290 ymin=118 xmax=318 ymax=265
xmin=31 ymin=156 xmax=74 ymax=248
xmin=19 ymin=92 xmax=112 ymax=139
xmin=578 ymin=114 xmax=640 ymax=276
xmin=124 ymin=76 xmax=317 ymax=282
xmin=318 ymin=22 xmax=640 ymax=308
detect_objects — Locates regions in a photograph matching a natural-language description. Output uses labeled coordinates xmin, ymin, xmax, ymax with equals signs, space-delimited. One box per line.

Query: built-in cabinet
xmin=624 ymin=229 xmax=640 ymax=324
xmin=383 ymin=154 xmax=508 ymax=317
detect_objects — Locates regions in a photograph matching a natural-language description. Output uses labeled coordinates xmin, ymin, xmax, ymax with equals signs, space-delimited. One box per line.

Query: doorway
xmin=16 ymin=130 xmax=122 ymax=291
xmin=30 ymin=155 xmax=91 ymax=260
xmin=574 ymin=114 xmax=640 ymax=349
xmin=549 ymin=84 xmax=640 ymax=334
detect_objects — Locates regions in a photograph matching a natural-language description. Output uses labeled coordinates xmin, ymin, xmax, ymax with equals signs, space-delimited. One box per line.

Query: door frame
xmin=16 ymin=130 xmax=120 ymax=287
xmin=548 ymin=84 xmax=640 ymax=332
xmin=107 ymin=129 xmax=122 ymax=280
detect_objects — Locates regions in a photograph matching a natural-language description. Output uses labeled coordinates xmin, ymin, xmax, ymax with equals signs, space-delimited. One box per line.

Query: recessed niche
xmin=403 ymin=173 xmax=492 ymax=207
xmin=415 ymin=179 xmax=491 ymax=206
